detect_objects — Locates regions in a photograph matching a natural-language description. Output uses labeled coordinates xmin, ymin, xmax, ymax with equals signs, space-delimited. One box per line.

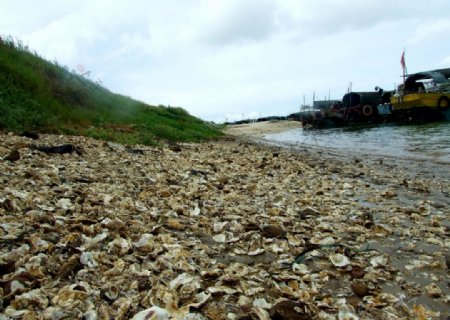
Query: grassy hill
xmin=0 ymin=36 xmax=222 ymax=145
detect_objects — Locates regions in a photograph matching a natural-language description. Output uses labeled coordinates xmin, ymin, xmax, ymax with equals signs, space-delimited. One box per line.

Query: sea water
xmin=264 ymin=122 xmax=450 ymax=164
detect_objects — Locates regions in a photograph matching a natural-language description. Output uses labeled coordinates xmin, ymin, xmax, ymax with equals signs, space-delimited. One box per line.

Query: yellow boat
xmin=390 ymin=68 xmax=450 ymax=121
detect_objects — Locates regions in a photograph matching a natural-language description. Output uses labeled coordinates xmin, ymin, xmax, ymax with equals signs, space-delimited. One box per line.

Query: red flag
xmin=400 ymin=50 xmax=405 ymax=70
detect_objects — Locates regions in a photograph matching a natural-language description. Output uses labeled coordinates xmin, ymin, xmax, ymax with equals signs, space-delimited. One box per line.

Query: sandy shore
xmin=0 ymin=131 xmax=449 ymax=319
xmin=224 ymin=120 xmax=302 ymax=137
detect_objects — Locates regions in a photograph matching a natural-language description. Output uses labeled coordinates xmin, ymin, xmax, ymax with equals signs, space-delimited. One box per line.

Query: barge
xmin=389 ymin=68 xmax=450 ymax=122
xmin=297 ymin=90 xmax=392 ymax=129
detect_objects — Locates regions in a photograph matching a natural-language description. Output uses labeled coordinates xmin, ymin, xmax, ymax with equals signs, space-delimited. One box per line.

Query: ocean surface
xmin=264 ymin=122 xmax=450 ymax=164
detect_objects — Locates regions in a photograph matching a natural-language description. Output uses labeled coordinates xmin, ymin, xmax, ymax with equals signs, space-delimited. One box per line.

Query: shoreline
xmin=226 ymin=120 xmax=450 ymax=180
xmin=1 ymin=130 xmax=449 ymax=319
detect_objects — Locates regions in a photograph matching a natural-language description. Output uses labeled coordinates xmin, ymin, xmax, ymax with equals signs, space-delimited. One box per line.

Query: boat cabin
xmin=403 ymin=68 xmax=450 ymax=94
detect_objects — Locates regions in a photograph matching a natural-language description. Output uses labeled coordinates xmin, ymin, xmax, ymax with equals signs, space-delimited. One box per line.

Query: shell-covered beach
xmin=1 ymin=125 xmax=449 ymax=319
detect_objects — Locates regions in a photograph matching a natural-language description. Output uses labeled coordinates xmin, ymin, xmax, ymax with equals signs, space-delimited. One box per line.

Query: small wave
xmin=264 ymin=122 xmax=450 ymax=164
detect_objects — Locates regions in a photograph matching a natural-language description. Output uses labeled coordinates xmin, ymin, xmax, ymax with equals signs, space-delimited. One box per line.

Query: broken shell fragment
xmin=108 ymin=237 xmax=131 ymax=255
xmin=370 ymin=255 xmax=388 ymax=268
xmin=80 ymin=251 xmax=99 ymax=268
xmin=187 ymin=292 xmax=211 ymax=309
xmin=212 ymin=233 xmax=227 ymax=243
xmin=52 ymin=287 xmax=89 ymax=308
xmin=207 ymin=286 xmax=239 ymax=295
xmin=248 ymin=248 xmax=265 ymax=256
xmin=169 ymin=273 xmax=195 ymax=290
xmin=338 ymin=308 xmax=359 ymax=320
xmin=212 ymin=231 xmax=238 ymax=243
xmin=425 ymin=283 xmax=442 ymax=298
xmin=213 ymin=221 xmax=228 ymax=233
xmin=253 ymin=298 xmax=272 ymax=309
xmin=11 ymin=289 xmax=49 ymax=309
xmin=131 ymin=306 xmax=170 ymax=320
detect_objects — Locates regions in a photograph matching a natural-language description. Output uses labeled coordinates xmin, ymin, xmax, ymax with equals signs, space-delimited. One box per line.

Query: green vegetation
xmin=0 ymin=36 xmax=222 ymax=145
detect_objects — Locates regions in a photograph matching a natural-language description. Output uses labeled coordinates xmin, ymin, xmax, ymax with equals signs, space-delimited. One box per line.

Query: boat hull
xmin=390 ymin=93 xmax=450 ymax=121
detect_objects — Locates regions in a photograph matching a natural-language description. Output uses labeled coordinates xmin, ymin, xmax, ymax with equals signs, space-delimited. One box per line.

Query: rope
xmin=280 ymin=242 xmax=381 ymax=269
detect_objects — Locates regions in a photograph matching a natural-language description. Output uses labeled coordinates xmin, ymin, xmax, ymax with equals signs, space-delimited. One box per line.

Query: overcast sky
xmin=2 ymin=0 xmax=450 ymax=122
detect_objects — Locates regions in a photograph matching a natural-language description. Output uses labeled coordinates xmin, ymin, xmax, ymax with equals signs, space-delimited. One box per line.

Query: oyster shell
xmin=329 ymin=253 xmax=350 ymax=267
xmin=10 ymin=289 xmax=49 ymax=309
xmin=131 ymin=306 xmax=169 ymax=320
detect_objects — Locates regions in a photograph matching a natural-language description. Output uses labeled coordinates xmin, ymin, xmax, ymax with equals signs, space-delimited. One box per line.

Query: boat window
xmin=420 ymin=79 xmax=435 ymax=92
xmin=406 ymin=81 xmax=425 ymax=93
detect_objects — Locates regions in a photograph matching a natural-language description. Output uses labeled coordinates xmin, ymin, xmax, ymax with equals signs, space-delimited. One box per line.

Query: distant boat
xmin=389 ymin=68 xmax=450 ymax=122
xmin=296 ymin=92 xmax=391 ymax=129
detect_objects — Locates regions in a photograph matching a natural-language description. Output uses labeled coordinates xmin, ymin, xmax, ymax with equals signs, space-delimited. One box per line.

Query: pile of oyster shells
xmin=0 ymin=132 xmax=448 ymax=319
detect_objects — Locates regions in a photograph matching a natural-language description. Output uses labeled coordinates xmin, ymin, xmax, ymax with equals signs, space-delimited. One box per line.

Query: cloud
xmin=407 ymin=19 xmax=450 ymax=45
xmin=1 ymin=0 xmax=450 ymax=122
xmin=440 ymin=56 xmax=450 ymax=68
xmin=274 ymin=0 xmax=450 ymax=41
xmin=0 ymin=0 xmax=83 ymax=35
xmin=196 ymin=0 xmax=277 ymax=45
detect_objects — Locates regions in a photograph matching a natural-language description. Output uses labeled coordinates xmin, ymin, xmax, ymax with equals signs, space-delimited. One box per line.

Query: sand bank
xmin=224 ymin=120 xmax=302 ymax=137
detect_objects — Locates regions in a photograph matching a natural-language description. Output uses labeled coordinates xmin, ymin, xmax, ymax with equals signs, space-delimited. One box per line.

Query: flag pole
xmin=403 ymin=50 xmax=405 ymax=88
xmin=401 ymin=48 xmax=406 ymax=88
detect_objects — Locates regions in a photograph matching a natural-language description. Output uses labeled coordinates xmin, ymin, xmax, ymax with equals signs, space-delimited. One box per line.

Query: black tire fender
xmin=362 ymin=105 xmax=373 ymax=116
xmin=437 ymin=96 xmax=449 ymax=110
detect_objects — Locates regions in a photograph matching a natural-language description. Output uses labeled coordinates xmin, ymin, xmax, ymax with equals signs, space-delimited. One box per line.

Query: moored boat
xmin=297 ymin=91 xmax=391 ymax=129
xmin=390 ymin=68 xmax=450 ymax=122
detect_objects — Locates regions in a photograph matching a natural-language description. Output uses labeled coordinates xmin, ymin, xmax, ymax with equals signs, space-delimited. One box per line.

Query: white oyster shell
xmin=292 ymin=263 xmax=310 ymax=275
xmin=169 ymin=273 xmax=195 ymax=290
xmin=329 ymin=253 xmax=350 ymax=267
xmin=370 ymin=255 xmax=388 ymax=268
xmin=131 ymin=306 xmax=170 ymax=320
